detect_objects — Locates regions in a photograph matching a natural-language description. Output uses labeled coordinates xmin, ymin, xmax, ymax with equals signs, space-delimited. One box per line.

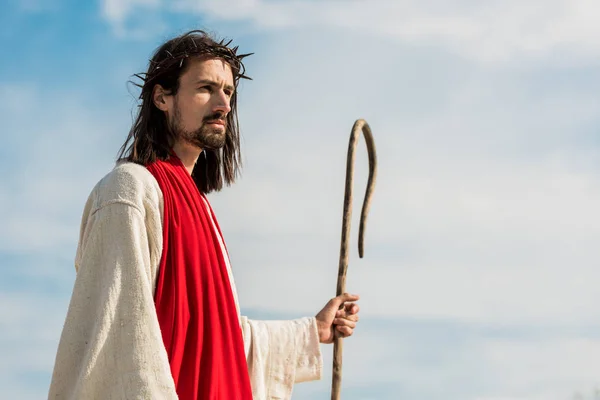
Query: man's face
xmin=162 ymin=57 xmax=235 ymax=150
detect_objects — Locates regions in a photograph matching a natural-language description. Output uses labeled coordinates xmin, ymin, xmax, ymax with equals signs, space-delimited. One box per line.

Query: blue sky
xmin=2 ymin=0 xmax=600 ymax=399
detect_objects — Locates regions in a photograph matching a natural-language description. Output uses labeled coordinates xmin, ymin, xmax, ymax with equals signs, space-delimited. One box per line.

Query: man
xmin=48 ymin=30 xmax=360 ymax=400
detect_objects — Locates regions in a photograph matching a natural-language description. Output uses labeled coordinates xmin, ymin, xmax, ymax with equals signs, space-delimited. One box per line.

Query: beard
xmin=170 ymin=106 xmax=227 ymax=150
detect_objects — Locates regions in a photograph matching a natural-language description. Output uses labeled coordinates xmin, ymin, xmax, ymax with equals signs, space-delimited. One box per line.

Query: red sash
xmin=147 ymin=155 xmax=252 ymax=400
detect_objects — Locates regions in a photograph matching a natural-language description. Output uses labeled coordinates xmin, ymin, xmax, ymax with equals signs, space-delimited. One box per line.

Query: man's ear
xmin=152 ymin=84 xmax=171 ymax=112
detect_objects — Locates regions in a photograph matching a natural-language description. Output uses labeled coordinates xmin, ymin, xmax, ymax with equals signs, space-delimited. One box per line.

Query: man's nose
xmin=213 ymin=90 xmax=232 ymax=115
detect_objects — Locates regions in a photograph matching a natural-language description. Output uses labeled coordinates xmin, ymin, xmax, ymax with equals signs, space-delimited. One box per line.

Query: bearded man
xmin=48 ymin=30 xmax=360 ymax=400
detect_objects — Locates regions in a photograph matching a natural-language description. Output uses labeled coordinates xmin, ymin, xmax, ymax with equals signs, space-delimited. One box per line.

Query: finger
xmin=336 ymin=309 xmax=360 ymax=321
xmin=344 ymin=303 xmax=360 ymax=314
xmin=334 ymin=318 xmax=356 ymax=329
xmin=334 ymin=315 xmax=358 ymax=327
xmin=330 ymin=293 xmax=360 ymax=308
xmin=343 ymin=314 xmax=359 ymax=323
xmin=336 ymin=325 xmax=353 ymax=337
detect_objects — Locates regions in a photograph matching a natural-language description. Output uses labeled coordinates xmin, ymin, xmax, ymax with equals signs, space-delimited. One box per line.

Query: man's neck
xmin=172 ymin=141 xmax=202 ymax=175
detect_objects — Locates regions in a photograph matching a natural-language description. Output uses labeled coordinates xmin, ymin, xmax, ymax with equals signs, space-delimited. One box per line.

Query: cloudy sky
xmin=2 ymin=0 xmax=600 ymax=399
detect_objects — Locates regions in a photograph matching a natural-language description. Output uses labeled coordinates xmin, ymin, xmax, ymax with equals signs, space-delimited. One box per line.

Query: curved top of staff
xmin=347 ymin=118 xmax=378 ymax=258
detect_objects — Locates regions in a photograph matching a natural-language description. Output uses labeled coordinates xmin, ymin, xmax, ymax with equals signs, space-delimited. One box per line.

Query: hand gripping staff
xmin=331 ymin=119 xmax=377 ymax=400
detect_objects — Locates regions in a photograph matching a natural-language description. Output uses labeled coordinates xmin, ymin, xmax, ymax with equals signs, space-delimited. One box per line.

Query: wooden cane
xmin=331 ymin=119 xmax=377 ymax=400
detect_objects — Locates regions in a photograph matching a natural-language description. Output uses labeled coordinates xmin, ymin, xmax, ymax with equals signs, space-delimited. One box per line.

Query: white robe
xmin=48 ymin=162 xmax=323 ymax=400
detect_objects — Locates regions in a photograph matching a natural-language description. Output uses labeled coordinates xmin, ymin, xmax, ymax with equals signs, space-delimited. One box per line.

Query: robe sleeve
xmin=240 ymin=316 xmax=323 ymax=399
xmin=48 ymin=201 xmax=177 ymax=400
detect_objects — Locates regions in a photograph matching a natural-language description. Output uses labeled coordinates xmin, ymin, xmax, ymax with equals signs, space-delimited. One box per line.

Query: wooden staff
xmin=331 ymin=119 xmax=378 ymax=400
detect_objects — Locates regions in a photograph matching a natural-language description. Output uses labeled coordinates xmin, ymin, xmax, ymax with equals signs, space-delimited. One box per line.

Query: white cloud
xmin=0 ymin=289 xmax=70 ymax=399
xmin=101 ymin=0 xmax=159 ymax=25
xmin=101 ymin=0 xmax=164 ymax=38
xmin=103 ymin=0 xmax=600 ymax=63
xmin=0 ymin=84 xmax=125 ymax=253
xmin=290 ymin=317 xmax=600 ymax=399
xmin=477 ymin=337 xmax=600 ymax=400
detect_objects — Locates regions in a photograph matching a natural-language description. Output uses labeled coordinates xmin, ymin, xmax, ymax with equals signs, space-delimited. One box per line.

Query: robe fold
xmin=48 ymin=161 xmax=322 ymax=400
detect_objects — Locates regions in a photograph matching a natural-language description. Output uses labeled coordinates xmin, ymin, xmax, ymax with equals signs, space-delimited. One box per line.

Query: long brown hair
xmin=117 ymin=30 xmax=252 ymax=193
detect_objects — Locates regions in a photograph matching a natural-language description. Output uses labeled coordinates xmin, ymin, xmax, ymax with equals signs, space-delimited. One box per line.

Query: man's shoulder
xmin=98 ymin=161 xmax=158 ymax=190
xmin=89 ymin=161 xmax=162 ymax=212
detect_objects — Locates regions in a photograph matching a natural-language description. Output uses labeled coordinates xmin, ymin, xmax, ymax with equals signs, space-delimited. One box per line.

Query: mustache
xmin=203 ymin=112 xmax=227 ymax=123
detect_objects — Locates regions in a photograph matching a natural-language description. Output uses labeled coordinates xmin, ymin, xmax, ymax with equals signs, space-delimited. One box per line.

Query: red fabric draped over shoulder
xmin=147 ymin=155 xmax=252 ymax=400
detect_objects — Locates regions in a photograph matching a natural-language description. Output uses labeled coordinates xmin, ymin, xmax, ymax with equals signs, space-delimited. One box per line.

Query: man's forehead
xmin=184 ymin=57 xmax=233 ymax=80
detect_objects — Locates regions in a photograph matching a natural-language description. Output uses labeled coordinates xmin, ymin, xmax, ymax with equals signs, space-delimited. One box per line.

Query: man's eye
xmin=199 ymin=86 xmax=211 ymax=92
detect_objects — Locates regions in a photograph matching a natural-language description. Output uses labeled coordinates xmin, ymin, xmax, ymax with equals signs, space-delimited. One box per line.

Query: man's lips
xmin=205 ymin=119 xmax=225 ymax=126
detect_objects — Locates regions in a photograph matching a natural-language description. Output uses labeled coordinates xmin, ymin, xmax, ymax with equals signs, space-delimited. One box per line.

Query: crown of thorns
xmin=132 ymin=32 xmax=253 ymax=96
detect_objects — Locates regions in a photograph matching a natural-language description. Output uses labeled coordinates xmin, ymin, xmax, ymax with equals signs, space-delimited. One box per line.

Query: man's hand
xmin=315 ymin=293 xmax=360 ymax=344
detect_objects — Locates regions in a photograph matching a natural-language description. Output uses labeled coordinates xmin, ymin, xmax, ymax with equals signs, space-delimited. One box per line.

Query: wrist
xmin=316 ymin=318 xmax=332 ymax=344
